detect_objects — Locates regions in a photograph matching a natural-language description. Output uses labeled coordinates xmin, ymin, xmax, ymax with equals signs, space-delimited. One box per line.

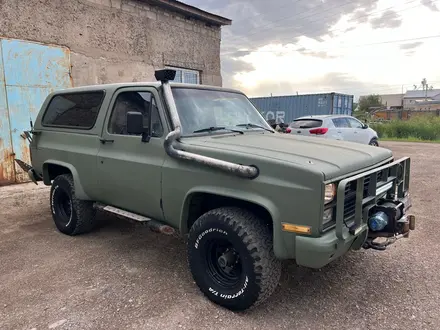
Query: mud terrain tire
xmin=187 ymin=207 xmax=281 ymax=311
xmin=50 ymin=174 xmax=96 ymax=235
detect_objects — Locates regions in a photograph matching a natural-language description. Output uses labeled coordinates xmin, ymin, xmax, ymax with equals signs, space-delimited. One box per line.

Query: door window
xmin=108 ymin=91 xmax=163 ymax=137
xmin=332 ymin=117 xmax=350 ymax=128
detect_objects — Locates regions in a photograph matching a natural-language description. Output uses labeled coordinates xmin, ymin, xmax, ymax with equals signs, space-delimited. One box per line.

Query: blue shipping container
xmin=249 ymin=93 xmax=354 ymax=124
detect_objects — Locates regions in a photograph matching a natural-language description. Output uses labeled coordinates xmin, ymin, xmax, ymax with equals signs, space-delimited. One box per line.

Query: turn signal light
xmin=309 ymin=127 xmax=328 ymax=135
xmin=281 ymin=223 xmax=311 ymax=234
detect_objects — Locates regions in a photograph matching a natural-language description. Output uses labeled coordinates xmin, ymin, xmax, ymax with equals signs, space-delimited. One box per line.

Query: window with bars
xmin=166 ymin=67 xmax=200 ymax=84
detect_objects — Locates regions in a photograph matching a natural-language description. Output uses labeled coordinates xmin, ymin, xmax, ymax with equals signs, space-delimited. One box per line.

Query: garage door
xmin=0 ymin=38 xmax=72 ymax=185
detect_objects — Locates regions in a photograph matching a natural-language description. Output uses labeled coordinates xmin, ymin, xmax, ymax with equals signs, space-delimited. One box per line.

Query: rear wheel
xmin=50 ymin=174 xmax=96 ymax=235
xmin=369 ymin=138 xmax=379 ymax=146
xmin=187 ymin=207 xmax=281 ymax=311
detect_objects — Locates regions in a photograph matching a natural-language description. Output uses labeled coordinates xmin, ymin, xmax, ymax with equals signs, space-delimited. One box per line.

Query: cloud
xmin=182 ymin=0 xmax=440 ymax=98
xmin=297 ymin=49 xmax=337 ymax=59
xmin=369 ymin=10 xmax=402 ymax=29
xmin=238 ymin=72 xmax=374 ymax=98
xmin=421 ymin=0 xmax=439 ymax=11
xmin=221 ymin=57 xmax=255 ymax=73
xmin=348 ymin=8 xmax=370 ymax=24
xmin=399 ymin=42 xmax=423 ymax=50
xmin=185 ymin=0 xmax=381 ymax=49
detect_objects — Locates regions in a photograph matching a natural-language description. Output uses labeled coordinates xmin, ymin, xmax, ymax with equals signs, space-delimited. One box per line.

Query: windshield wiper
xmin=193 ymin=126 xmax=243 ymax=134
xmin=236 ymin=123 xmax=274 ymax=133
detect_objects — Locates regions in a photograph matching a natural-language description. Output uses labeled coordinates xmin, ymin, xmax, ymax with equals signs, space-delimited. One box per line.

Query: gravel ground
xmin=0 ymin=141 xmax=439 ymax=330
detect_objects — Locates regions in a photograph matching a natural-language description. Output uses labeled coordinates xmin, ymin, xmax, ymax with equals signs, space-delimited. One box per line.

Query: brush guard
xmin=333 ymin=157 xmax=415 ymax=251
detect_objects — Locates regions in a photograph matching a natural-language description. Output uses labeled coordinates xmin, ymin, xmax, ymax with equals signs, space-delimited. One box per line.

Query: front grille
xmin=343 ymin=171 xmax=384 ymax=220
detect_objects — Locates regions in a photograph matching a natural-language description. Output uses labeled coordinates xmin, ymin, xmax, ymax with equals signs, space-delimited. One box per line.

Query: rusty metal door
xmin=0 ymin=38 xmax=72 ymax=185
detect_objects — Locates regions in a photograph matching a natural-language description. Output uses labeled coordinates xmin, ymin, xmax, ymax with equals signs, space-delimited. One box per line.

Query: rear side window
xmin=290 ymin=119 xmax=322 ymax=129
xmin=42 ymin=91 xmax=105 ymax=129
xmin=332 ymin=117 xmax=350 ymax=128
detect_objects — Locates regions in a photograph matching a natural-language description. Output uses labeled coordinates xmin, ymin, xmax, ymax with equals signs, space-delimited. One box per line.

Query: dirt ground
xmin=0 ymin=141 xmax=439 ymax=330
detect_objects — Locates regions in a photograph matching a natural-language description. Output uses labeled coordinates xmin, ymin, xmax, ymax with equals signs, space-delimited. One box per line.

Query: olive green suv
xmin=17 ymin=69 xmax=415 ymax=311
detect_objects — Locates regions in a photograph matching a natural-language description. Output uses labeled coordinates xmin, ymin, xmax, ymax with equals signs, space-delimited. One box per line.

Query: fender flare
xmin=42 ymin=160 xmax=91 ymax=200
xmin=179 ymin=186 xmax=289 ymax=258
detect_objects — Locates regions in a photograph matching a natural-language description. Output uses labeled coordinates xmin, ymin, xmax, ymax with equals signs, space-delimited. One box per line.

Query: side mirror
xmin=362 ymin=124 xmax=369 ymax=129
xmin=127 ymin=111 xmax=150 ymax=142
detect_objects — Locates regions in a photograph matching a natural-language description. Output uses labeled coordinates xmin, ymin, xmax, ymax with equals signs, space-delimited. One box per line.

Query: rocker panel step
xmin=94 ymin=203 xmax=151 ymax=222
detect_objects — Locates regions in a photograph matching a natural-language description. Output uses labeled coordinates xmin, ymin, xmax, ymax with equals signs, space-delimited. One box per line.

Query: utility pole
xmin=421 ymin=78 xmax=428 ymax=100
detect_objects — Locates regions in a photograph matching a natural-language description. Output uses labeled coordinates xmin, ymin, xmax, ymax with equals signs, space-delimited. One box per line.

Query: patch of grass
xmin=380 ymin=137 xmax=440 ymax=143
xmin=370 ymin=115 xmax=440 ymax=142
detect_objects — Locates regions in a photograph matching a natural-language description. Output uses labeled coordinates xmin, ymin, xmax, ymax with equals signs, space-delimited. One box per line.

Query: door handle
xmin=99 ymin=138 xmax=114 ymax=144
xmin=337 ymin=131 xmax=342 ymax=133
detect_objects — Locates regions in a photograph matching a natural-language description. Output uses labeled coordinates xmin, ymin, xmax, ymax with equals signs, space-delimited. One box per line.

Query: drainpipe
xmin=156 ymin=69 xmax=259 ymax=180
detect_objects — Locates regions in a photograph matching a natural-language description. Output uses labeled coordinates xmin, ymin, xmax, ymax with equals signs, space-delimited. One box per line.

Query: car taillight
xmin=309 ymin=127 xmax=328 ymax=135
xmin=285 ymin=127 xmax=291 ymax=133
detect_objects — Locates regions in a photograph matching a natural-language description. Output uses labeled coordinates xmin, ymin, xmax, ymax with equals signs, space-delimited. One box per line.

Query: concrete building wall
xmin=379 ymin=94 xmax=403 ymax=108
xmin=0 ymin=0 xmax=223 ymax=87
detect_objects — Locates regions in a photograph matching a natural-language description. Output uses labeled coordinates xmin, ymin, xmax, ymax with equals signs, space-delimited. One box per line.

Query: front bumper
xmin=295 ymin=224 xmax=367 ymax=268
xmin=294 ymin=157 xmax=414 ymax=269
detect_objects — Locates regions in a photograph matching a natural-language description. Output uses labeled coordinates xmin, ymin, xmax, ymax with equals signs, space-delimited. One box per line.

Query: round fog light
xmin=368 ymin=211 xmax=389 ymax=231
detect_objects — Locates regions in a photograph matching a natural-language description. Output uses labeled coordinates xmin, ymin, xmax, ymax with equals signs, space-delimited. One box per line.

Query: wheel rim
xmin=370 ymin=140 xmax=379 ymax=146
xmin=54 ymin=189 xmax=73 ymax=226
xmin=205 ymin=239 xmax=242 ymax=288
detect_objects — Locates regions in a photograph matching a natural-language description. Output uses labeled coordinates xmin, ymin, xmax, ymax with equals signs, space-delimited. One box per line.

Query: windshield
xmin=171 ymin=87 xmax=273 ymax=136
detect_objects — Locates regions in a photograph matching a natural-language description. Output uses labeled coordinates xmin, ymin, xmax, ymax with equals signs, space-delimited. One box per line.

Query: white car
xmin=286 ymin=115 xmax=379 ymax=146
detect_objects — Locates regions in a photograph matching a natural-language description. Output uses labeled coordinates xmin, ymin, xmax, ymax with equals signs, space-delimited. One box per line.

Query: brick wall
xmin=0 ymin=0 xmax=224 ymax=86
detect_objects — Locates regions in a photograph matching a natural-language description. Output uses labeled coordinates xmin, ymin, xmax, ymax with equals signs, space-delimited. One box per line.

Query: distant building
xmin=403 ymin=89 xmax=440 ymax=110
xmin=360 ymin=89 xmax=440 ymax=111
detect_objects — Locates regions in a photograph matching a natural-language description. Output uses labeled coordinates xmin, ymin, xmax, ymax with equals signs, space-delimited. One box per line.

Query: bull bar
xmin=334 ymin=157 xmax=411 ymax=244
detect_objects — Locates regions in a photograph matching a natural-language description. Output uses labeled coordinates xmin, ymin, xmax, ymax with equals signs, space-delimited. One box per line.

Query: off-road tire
xmin=369 ymin=138 xmax=379 ymax=146
xmin=187 ymin=207 xmax=281 ymax=311
xmin=50 ymin=174 xmax=96 ymax=235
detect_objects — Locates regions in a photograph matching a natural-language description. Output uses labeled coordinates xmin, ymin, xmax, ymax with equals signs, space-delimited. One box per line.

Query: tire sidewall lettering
xmin=51 ymin=185 xmax=59 ymax=215
xmin=208 ymin=275 xmax=249 ymax=300
xmin=194 ymin=227 xmax=227 ymax=249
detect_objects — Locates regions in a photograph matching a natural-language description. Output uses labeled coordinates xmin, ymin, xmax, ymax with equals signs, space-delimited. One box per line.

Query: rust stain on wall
xmin=0 ymin=138 xmax=15 ymax=186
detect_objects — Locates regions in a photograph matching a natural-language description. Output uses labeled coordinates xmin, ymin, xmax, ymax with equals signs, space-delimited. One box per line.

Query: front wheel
xmin=187 ymin=207 xmax=281 ymax=311
xmin=369 ymin=138 xmax=379 ymax=146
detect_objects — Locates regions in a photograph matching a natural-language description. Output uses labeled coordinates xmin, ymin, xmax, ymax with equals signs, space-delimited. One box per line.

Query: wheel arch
xmin=180 ymin=187 xmax=280 ymax=236
xmin=42 ymin=160 xmax=91 ymax=200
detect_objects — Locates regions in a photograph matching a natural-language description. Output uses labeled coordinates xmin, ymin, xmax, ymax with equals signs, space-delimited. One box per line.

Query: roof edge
xmin=145 ymin=0 xmax=232 ymax=26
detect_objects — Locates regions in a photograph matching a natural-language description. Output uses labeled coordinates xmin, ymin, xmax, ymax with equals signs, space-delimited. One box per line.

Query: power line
xmin=224 ymin=0 xmax=357 ymax=44
xmin=221 ymin=34 xmax=440 ymax=56
xmin=222 ymin=0 xmax=436 ymax=53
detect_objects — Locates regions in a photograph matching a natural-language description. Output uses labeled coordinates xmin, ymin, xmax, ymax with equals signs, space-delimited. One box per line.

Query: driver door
xmin=96 ymin=87 xmax=167 ymax=220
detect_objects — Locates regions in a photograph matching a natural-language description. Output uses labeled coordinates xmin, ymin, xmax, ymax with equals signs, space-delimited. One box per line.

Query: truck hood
xmin=181 ymin=132 xmax=393 ymax=180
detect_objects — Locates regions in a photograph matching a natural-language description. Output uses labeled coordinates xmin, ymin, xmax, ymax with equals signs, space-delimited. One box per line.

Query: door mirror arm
xmin=141 ymin=131 xmax=150 ymax=143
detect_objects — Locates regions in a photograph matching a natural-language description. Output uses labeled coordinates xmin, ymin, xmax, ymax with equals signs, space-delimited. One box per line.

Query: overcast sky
xmin=183 ymin=0 xmax=440 ymax=99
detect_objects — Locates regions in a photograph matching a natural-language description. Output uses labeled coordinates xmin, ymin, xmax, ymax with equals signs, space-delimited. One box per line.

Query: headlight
xmin=325 ymin=183 xmax=336 ymax=204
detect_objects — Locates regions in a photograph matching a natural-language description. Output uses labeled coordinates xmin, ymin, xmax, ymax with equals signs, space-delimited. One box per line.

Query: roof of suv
xmin=51 ymin=82 xmax=244 ymax=95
